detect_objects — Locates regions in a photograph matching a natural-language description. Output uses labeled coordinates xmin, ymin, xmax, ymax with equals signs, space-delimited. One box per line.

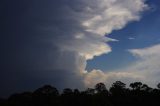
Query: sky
xmin=1 ymin=0 xmax=160 ymax=97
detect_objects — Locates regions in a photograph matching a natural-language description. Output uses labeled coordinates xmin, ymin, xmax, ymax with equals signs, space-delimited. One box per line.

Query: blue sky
xmin=87 ymin=0 xmax=160 ymax=71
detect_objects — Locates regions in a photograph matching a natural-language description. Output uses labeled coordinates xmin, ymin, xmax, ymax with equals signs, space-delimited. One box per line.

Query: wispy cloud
xmin=128 ymin=37 xmax=135 ymax=40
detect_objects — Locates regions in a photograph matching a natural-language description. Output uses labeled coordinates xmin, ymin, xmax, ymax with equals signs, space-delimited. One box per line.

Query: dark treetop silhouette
xmin=1 ymin=81 xmax=160 ymax=106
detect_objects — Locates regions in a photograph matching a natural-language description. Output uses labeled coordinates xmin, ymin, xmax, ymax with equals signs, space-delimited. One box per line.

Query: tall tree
xmin=110 ymin=81 xmax=126 ymax=96
xmin=130 ymin=82 xmax=143 ymax=90
xmin=95 ymin=83 xmax=107 ymax=93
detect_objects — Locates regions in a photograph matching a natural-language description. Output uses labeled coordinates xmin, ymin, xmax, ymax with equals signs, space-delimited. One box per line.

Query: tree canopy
xmin=1 ymin=81 xmax=160 ymax=106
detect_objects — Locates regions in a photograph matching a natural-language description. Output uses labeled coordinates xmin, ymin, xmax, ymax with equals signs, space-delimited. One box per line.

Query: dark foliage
xmin=1 ymin=81 xmax=160 ymax=106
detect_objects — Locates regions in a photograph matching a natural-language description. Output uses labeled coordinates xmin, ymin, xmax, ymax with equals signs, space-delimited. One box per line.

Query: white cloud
xmin=84 ymin=70 xmax=144 ymax=88
xmin=127 ymin=44 xmax=160 ymax=86
xmin=54 ymin=0 xmax=148 ymax=61
xmin=82 ymin=0 xmax=148 ymax=35
xmin=9 ymin=0 xmax=148 ymax=89
xmin=49 ymin=0 xmax=148 ymax=88
xmin=129 ymin=44 xmax=160 ymax=58
xmin=84 ymin=44 xmax=160 ymax=88
xmin=128 ymin=37 xmax=135 ymax=40
xmin=1 ymin=0 xmax=149 ymax=96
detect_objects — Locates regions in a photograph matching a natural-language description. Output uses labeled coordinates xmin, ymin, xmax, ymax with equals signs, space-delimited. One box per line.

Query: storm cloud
xmin=0 ymin=0 xmax=147 ymax=97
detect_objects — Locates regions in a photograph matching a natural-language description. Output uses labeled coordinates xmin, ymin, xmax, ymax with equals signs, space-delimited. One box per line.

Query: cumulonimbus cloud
xmin=0 ymin=0 xmax=148 ymax=95
xmin=38 ymin=0 xmax=148 ymax=88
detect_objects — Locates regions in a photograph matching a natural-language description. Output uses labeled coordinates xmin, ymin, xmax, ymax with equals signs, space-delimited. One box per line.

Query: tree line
xmin=1 ymin=81 xmax=160 ymax=106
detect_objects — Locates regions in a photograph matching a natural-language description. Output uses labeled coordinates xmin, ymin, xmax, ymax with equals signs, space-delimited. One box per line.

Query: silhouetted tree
xmin=95 ymin=83 xmax=107 ymax=93
xmin=73 ymin=89 xmax=80 ymax=95
xmin=110 ymin=81 xmax=126 ymax=96
xmin=7 ymin=92 xmax=33 ymax=106
xmin=112 ymin=81 xmax=126 ymax=89
xmin=62 ymin=88 xmax=73 ymax=95
xmin=86 ymin=88 xmax=95 ymax=95
xmin=141 ymin=84 xmax=152 ymax=91
xmin=130 ymin=82 xmax=143 ymax=90
xmin=33 ymin=85 xmax=59 ymax=96
xmin=2 ymin=81 xmax=160 ymax=106
xmin=157 ymin=83 xmax=160 ymax=89
xmin=33 ymin=85 xmax=59 ymax=106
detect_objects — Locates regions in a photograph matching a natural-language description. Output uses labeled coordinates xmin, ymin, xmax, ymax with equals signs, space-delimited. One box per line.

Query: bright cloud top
xmin=57 ymin=0 xmax=148 ymax=61
xmin=82 ymin=0 xmax=148 ymax=35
